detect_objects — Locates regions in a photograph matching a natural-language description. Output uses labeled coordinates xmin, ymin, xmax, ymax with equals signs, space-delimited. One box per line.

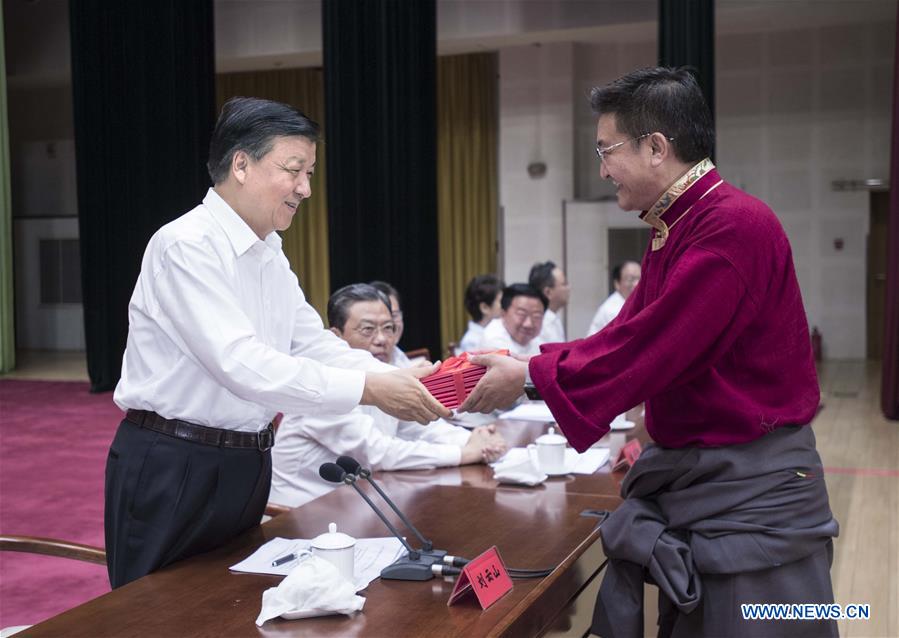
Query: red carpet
xmin=0 ymin=380 xmax=121 ymax=628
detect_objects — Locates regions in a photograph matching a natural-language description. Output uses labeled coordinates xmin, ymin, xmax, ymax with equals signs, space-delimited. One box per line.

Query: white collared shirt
xmin=270 ymin=406 xmax=470 ymax=507
xmin=587 ymin=291 xmax=626 ymax=336
xmin=114 ymin=188 xmax=391 ymax=432
xmin=478 ymin=318 xmax=543 ymax=357
xmin=391 ymin=347 xmax=413 ymax=368
xmin=539 ymin=308 xmax=566 ymax=343
xmin=456 ymin=320 xmax=485 ymax=355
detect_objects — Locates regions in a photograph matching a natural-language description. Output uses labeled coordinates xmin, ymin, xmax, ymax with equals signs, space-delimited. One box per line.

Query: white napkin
xmin=492 ymin=447 xmax=610 ymax=479
xmin=491 ymin=449 xmax=547 ymax=486
xmin=610 ymin=412 xmax=635 ymax=430
xmin=446 ymin=410 xmax=500 ymax=429
xmin=255 ymin=555 xmax=365 ymax=626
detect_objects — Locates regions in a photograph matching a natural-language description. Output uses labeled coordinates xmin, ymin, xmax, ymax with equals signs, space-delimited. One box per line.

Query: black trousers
xmin=104 ymin=417 xmax=272 ymax=588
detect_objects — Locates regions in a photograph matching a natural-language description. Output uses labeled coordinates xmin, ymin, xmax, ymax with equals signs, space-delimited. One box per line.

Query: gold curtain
xmin=437 ymin=53 xmax=498 ymax=356
xmin=216 ymin=68 xmax=330 ymax=317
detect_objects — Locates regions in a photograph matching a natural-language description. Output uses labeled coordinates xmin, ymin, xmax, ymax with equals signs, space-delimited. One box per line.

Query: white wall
xmin=13 ymin=217 xmax=85 ymax=351
xmin=497 ymin=38 xmax=658 ymax=338
xmin=498 ymin=43 xmax=574 ymax=290
xmin=564 ymin=201 xmax=646 ymax=337
xmin=715 ymin=20 xmax=894 ymax=359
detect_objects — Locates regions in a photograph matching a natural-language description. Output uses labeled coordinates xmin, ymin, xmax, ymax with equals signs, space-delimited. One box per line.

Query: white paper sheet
xmin=230 ymin=536 xmax=406 ymax=592
xmin=497 ymin=402 xmax=555 ymax=422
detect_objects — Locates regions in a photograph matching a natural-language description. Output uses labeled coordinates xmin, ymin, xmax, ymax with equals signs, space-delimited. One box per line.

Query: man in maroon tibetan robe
xmin=461 ymin=67 xmax=838 ymax=638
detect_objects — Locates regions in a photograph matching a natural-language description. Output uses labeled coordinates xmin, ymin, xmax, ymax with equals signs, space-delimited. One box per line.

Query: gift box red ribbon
xmin=421 ymin=350 xmax=509 ymax=409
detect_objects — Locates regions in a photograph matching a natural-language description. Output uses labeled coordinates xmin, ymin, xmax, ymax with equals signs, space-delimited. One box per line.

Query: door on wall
xmin=867 ymin=191 xmax=889 ymax=360
xmin=607 ymin=228 xmax=646 ymax=295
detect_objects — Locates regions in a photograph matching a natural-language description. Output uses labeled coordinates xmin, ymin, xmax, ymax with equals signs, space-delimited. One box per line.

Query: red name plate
xmin=446 ymin=546 xmax=513 ymax=609
xmin=612 ymin=438 xmax=643 ymax=471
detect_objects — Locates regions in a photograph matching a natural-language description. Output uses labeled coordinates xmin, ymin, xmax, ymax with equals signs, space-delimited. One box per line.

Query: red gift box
xmin=421 ymin=350 xmax=509 ymax=409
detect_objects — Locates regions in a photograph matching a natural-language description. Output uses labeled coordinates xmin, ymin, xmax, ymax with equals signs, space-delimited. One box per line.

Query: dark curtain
xmin=322 ymin=0 xmax=440 ymax=358
xmin=658 ymin=0 xmax=715 ymax=158
xmin=881 ymin=5 xmax=899 ymax=420
xmin=70 ymin=1 xmax=215 ymax=392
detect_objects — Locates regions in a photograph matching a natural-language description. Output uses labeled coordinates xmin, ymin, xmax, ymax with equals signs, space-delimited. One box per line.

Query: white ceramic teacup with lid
xmin=528 ymin=426 xmax=568 ymax=474
xmin=310 ymin=522 xmax=356 ymax=584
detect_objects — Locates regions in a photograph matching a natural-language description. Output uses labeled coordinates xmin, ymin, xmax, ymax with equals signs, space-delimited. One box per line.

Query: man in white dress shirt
xmin=587 ymin=261 xmax=641 ymax=336
xmin=456 ymin=274 xmax=504 ymax=354
xmin=106 ymin=98 xmax=450 ymax=588
xmin=369 ymin=280 xmax=426 ymax=367
xmin=271 ymin=284 xmax=507 ymax=506
xmin=479 ymin=283 xmax=547 ymax=357
xmin=528 ymin=261 xmax=570 ymax=343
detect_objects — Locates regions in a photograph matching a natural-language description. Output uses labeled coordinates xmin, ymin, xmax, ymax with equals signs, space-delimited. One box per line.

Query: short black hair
xmin=501 ymin=283 xmax=547 ymax=312
xmin=369 ymin=281 xmax=400 ymax=311
xmin=528 ymin=261 xmax=557 ymax=293
xmin=590 ymin=66 xmax=714 ymax=164
xmin=327 ymin=283 xmax=391 ymax=331
xmin=612 ymin=260 xmax=640 ymax=283
xmin=464 ymin=274 xmax=504 ymax=322
xmin=207 ymin=97 xmax=321 ymax=184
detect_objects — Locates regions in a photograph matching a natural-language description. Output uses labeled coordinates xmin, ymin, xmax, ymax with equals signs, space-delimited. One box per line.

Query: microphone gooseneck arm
xmin=319 ymin=462 xmax=419 ymax=559
xmin=321 ymin=459 xmax=448 ymax=581
xmin=337 ymin=456 xmax=433 ymax=552
xmin=361 ymin=473 xmax=433 ymax=552
xmin=346 ymin=477 xmax=420 ymax=560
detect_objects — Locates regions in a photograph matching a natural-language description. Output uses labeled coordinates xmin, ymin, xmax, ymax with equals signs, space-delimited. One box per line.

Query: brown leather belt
xmin=126 ymin=409 xmax=274 ymax=451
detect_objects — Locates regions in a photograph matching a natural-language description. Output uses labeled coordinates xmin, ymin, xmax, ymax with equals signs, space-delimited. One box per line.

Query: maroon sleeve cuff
xmin=529 ymin=351 xmax=610 ymax=453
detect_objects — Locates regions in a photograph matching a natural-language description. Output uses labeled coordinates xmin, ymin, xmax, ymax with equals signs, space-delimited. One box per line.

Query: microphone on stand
xmin=318 ymin=463 xmax=419 ymax=560
xmin=335 ymin=455 xmax=434 ymax=552
xmin=319 ymin=462 xmax=446 ymax=580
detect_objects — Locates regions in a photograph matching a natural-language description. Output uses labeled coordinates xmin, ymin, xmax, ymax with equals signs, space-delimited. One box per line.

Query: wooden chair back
xmin=0 ymin=535 xmax=106 ymax=565
xmin=404 ymin=347 xmax=430 ymax=361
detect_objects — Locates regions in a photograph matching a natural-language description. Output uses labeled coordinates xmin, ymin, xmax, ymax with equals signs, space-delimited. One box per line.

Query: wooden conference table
xmin=23 ymin=408 xmax=648 ymax=638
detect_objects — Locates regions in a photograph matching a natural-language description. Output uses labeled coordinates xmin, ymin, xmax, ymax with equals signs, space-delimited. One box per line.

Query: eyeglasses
xmin=595 ymin=133 xmax=674 ymax=162
xmin=353 ymin=322 xmax=397 ymax=340
xmin=511 ymin=309 xmax=544 ymax=323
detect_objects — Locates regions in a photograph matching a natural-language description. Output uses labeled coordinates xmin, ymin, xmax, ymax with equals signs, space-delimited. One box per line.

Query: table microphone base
xmin=380 ymin=549 xmax=447 ymax=581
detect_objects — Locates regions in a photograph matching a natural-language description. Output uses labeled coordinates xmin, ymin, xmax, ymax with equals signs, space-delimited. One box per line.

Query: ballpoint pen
xmin=272 ymin=554 xmax=297 ymax=567
xmin=271 ymin=549 xmax=310 ymax=567
xmin=272 ymin=552 xmax=298 ymax=567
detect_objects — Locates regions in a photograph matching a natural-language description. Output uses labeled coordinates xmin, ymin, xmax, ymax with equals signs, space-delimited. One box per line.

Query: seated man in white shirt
xmin=479 ymin=283 xmax=547 ymax=357
xmin=528 ymin=261 xmax=570 ymax=344
xmin=271 ymin=283 xmax=508 ymax=507
xmin=456 ymin=274 xmax=504 ymax=354
xmin=369 ymin=280 xmax=428 ymax=367
xmin=587 ymin=260 xmax=641 ymax=336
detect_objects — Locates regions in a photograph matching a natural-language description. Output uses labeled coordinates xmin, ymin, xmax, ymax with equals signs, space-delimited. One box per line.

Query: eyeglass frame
xmin=595 ymin=133 xmax=675 ymax=162
xmin=352 ymin=321 xmax=398 ymax=340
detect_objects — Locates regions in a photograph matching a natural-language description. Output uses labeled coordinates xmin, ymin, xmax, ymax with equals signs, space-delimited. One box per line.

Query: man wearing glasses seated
xmin=587 ymin=260 xmax=642 ymax=336
xmin=270 ymin=284 xmax=507 ymax=507
xmin=479 ymin=283 xmax=547 ymax=357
